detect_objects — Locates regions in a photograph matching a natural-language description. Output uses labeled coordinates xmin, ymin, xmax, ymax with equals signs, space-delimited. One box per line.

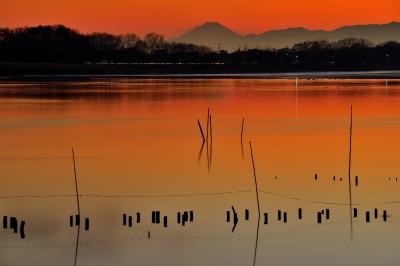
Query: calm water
xmin=1 ymin=78 xmax=400 ymax=266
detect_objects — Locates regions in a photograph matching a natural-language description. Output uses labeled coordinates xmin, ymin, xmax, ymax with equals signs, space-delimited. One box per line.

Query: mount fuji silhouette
xmin=169 ymin=22 xmax=400 ymax=51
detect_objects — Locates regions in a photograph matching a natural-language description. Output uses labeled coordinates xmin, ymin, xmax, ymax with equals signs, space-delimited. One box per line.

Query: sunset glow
xmin=1 ymin=0 xmax=399 ymax=37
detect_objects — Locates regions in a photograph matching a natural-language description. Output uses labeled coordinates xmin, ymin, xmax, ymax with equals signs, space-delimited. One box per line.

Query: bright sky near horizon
xmin=1 ymin=0 xmax=399 ymax=37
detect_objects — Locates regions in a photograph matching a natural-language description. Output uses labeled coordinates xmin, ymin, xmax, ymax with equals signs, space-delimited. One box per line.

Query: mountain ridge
xmin=169 ymin=22 xmax=400 ymax=51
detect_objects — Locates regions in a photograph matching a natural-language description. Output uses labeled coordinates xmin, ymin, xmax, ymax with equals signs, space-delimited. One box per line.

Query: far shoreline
xmin=1 ymin=62 xmax=400 ymax=79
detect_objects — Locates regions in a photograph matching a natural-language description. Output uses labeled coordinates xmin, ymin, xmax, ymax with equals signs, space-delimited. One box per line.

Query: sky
xmin=0 ymin=0 xmax=399 ymax=37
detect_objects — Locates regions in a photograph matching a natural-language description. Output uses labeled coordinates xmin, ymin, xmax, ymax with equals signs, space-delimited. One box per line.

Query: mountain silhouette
xmin=169 ymin=22 xmax=400 ymax=51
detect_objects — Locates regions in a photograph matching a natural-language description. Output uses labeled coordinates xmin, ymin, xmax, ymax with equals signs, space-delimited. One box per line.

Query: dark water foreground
xmin=0 ymin=78 xmax=400 ymax=266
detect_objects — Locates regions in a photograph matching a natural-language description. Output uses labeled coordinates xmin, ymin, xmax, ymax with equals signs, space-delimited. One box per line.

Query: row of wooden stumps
xmin=197 ymin=109 xmax=213 ymax=170
xmin=69 ymin=215 xmax=90 ymax=231
xmin=227 ymin=208 xmax=305 ymax=228
xmin=226 ymin=207 xmax=389 ymax=227
xmin=122 ymin=213 xmax=141 ymax=227
xmin=3 ymin=216 xmax=25 ymax=239
xmin=353 ymin=208 xmax=388 ymax=222
xmin=314 ymin=173 xmax=360 ymax=186
xmin=122 ymin=211 xmax=194 ymax=228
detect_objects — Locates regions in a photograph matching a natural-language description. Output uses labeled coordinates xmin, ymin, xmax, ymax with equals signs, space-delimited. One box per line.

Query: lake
xmin=0 ymin=77 xmax=400 ymax=266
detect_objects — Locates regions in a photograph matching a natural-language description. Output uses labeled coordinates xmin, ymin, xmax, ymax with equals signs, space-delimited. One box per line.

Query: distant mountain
xmin=169 ymin=22 xmax=400 ymax=51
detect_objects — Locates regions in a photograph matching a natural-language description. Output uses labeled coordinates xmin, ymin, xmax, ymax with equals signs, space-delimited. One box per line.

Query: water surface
xmin=1 ymin=78 xmax=400 ymax=266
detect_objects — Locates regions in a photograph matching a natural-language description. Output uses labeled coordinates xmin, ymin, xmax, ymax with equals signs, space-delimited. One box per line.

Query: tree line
xmin=0 ymin=25 xmax=399 ymax=69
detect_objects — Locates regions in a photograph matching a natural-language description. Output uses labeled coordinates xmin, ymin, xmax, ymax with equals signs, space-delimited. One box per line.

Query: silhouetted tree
xmin=0 ymin=25 xmax=400 ymax=70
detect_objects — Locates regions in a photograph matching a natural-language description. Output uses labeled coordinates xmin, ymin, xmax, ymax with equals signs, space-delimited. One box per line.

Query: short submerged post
xmin=128 ymin=216 xmax=132 ymax=227
xmin=245 ymin=209 xmax=250 ymax=221
xmin=85 ymin=218 xmax=89 ymax=231
xmin=298 ymin=208 xmax=302 ymax=220
xmin=317 ymin=212 xmax=322 ymax=224
xmin=10 ymin=217 xmax=18 ymax=233
xmin=3 ymin=216 xmax=7 ymax=229
xmin=20 ymin=221 xmax=26 ymax=239
xmin=163 ymin=216 xmax=168 ymax=228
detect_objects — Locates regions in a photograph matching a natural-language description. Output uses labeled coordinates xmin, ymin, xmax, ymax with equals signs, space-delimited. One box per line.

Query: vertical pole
xmin=249 ymin=141 xmax=261 ymax=266
xmin=197 ymin=119 xmax=206 ymax=143
xmin=347 ymin=106 xmax=354 ymax=241
xmin=72 ymin=148 xmax=81 ymax=220
xmin=241 ymin=118 xmax=245 ymax=159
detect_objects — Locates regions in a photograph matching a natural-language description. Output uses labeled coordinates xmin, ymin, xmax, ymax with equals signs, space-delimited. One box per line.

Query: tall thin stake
xmin=209 ymin=115 xmax=213 ymax=168
xmin=249 ymin=141 xmax=261 ymax=266
xmin=206 ymin=108 xmax=210 ymax=143
xmin=197 ymin=119 xmax=205 ymax=143
xmin=72 ymin=148 xmax=80 ymax=217
xmin=241 ymin=118 xmax=245 ymax=159
xmin=206 ymin=109 xmax=210 ymax=171
xmin=347 ymin=106 xmax=353 ymax=241
xmin=72 ymin=148 xmax=81 ymax=266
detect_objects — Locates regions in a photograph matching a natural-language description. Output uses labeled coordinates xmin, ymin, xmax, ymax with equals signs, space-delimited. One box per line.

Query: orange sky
xmin=0 ymin=0 xmax=399 ymax=37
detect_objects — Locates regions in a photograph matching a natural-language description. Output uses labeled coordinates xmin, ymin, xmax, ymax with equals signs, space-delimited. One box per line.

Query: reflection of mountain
xmin=169 ymin=22 xmax=400 ymax=51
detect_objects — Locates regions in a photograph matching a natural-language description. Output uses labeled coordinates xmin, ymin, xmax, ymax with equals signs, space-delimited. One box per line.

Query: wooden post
xmin=20 ymin=221 xmax=25 ymax=239
xmin=245 ymin=209 xmax=250 ymax=220
xmin=3 ymin=216 xmax=7 ymax=229
xmin=298 ymin=208 xmax=302 ymax=220
xmin=232 ymin=207 xmax=238 ymax=232
xmin=85 ymin=218 xmax=89 ymax=231
xmin=128 ymin=216 xmax=132 ymax=227
xmin=163 ymin=216 xmax=168 ymax=228
xmin=10 ymin=217 xmax=17 ymax=233
xmin=366 ymin=211 xmax=370 ymax=223
xmin=182 ymin=211 xmax=188 ymax=226
xmin=156 ymin=211 xmax=160 ymax=224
